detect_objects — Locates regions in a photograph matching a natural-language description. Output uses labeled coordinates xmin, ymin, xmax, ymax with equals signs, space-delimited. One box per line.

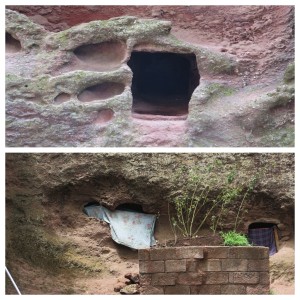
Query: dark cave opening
xmin=116 ymin=203 xmax=144 ymax=213
xmin=6 ymin=32 xmax=21 ymax=53
xmin=248 ymin=222 xmax=278 ymax=255
xmin=249 ymin=222 xmax=276 ymax=229
xmin=128 ymin=51 xmax=200 ymax=118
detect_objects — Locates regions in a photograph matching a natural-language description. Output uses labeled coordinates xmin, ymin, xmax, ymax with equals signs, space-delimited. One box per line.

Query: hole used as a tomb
xmin=84 ymin=201 xmax=100 ymax=208
xmin=74 ymin=41 xmax=126 ymax=71
xmin=248 ymin=222 xmax=278 ymax=255
xmin=94 ymin=109 xmax=114 ymax=125
xmin=78 ymin=82 xmax=125 ymax=102
xmin=128 ymin=51 xmax=200 ymax=118
xmin=54 ymin=93 xmax=71 ymax=104
xmin=6 ymin=32 xmax=21 ymax=53
xmin=116 ymin=203 xmax=144 ymax=213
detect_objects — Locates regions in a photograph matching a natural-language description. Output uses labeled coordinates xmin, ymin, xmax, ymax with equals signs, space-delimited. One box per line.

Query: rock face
xmin=5 ymin=153 xmax=294 ymax=294
xmin=5 ymin=6 xmax=294 ymax=147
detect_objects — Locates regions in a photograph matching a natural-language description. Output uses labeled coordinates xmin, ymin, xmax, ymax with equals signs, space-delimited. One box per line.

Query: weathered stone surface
xmin=124 ymin=273 xmax=139 ymax=284
xmin=186 ymin=259 xmax=207 ymax=272
xmin=229 ymin=272 xmax=260 ymax=284
xmin=150 ymin=248 xmax=177 ymax=261
xmin=205 ymin=247 xmax=229 ymax=259
xmin=138 ymin=249 xmax=150 ymax=261
xmin=165 ymin=285 xmax=190 ymax=295
xmin=205 ymin=272 xmax=229 ymax=284
xmin=246 ymin=284 xmax=270 ymax=295
xmin=221 ymin=284 xmax=246 ymax=294
xmin=177 ymin=272 xmax=204 ymax=285
xmin=6 ymin=7 xmax=294 ymax=147
xmin=151 ymin=273 xmax=176 ymax=286
xmin=259 ymin=272 xmax=270 ymax=285
xmin=221 ymin=259 xmax=248 ymax=271
xmin=207 ymin=259 xmax=221 ymax=271
xmin=140 ymin=285 xmax=164 ymax=295
xmin=139 ymin=260 xmax=164 ymax=274
xmin=165 ymin=259 xmax=186 ymax=273
xmin=139 ymin=274 xmax=152 ymax=286
xmin=228 ymin=247 xmax=269 ymax=259
xmin=176 ymin=247 xmax=204 ymax=259
xmin=190 ymin=284 xmax=222 ymax=294
xmin=248 ymin=259 xmax=269 ymax=271
xmin=120 ymin=284 xmax=140 ymax=294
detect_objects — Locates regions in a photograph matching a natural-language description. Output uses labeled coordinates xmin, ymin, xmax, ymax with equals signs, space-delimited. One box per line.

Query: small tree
xmin=168 ymin=160 xmax=259 ymax=239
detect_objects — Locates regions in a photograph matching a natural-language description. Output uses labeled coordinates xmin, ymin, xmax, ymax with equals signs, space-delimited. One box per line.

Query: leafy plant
xmin=220 ymin=231 xmax=250 ymax=246
xmin=168 ymin=159 xmax=260 ymax=239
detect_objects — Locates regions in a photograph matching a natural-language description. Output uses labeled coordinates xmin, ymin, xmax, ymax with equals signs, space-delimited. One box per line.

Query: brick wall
xmin=138 ymin=246 xmax=269 ymax=295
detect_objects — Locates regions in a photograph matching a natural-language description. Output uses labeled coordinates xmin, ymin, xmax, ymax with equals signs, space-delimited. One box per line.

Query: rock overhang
xmin=6 ymin=8 xmax=262 ymax=147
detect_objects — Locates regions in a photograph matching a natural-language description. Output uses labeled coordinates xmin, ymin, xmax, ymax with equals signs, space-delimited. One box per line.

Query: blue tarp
xmin=83 ymin=205 xmax=156 ymax=249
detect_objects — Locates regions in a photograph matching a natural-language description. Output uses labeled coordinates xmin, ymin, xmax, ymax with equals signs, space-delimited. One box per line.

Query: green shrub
xmin=220 ymin=231 xmax=250 ymax=246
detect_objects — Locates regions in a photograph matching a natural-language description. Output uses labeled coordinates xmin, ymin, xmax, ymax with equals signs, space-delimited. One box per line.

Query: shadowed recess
xmin=94 ymin=109 xmax=114 ymax=124
xmin=78 ymin=82 xmax=125 ymax=102
xmin=128 ymin=51 xmax=200 ymax=117
xmin=54 ymin=93 xmax=71 ymax=104
xmin=6 ymin=32 xmax=21 ymax=53
xmin=74 ymin=41 xmax=127 ymax=71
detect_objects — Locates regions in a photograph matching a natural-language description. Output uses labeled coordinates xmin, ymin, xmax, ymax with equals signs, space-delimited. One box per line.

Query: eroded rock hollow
xmin=5 ymin=6 xmax=294 ymax=146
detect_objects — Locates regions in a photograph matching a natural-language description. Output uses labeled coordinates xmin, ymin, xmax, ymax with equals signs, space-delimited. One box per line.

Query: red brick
xmin=221 ymin=285 xmax=246 ymax=294
xmin=205 ymin=247 xmax=229 ymax=258
xmin=176 ymin=247 xmax=204 ymax=259
xmin=205 ymin=272 xmax=229 ymax=284
xmin=229 ymin=272 xmax=260 ymax=284
xmin=228 ymin=247 xmax=268 ymax=259
xmin=177 ymin=272 xmax=204 ymax=285
xmin=221 ymin=259 xmax=248 ymax=271
xmin=246 ymin=284 xmax=270 ymax=295
xmin=140 ymin=285 xmax=164 ymax=295
xmin=190 ymin=285 xmax=221 ymax=294
xmin=152 ymin=273 xmax=176 ymax=286
xmin=139 ymin=260 xmax=164 ymax=274
xmin=150 ymin=248 xmax=177 ymax=260
xmin=248 ymin=259 xmax=269 ymax=271
xmin=165 ymin=285 xmax=190 ymax=294
xmin=138 ymin=249 xmax=150 ymax=261
xmin=207 ymin=259 xmax=221 ymax=271
xmin=260 ymin=272 xmax=270 ymax=285
xmin=165 ymin=259 xmax=186 ymax=272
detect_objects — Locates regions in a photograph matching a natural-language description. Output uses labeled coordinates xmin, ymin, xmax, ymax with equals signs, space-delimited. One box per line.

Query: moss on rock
xmin=283 ymin=62 xmax=295 ymax=84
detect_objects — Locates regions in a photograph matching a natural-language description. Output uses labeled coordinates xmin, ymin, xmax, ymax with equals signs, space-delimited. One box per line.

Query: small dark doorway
xmin=248 ymin=222 xmax=278 ymax=255
xmin=128 ymin=51 xmax=200 ymax=117
xmin=116 ymin=203 xmax=144 ymax=213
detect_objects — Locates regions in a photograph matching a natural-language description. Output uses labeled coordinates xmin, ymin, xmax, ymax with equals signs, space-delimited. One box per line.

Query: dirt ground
xmin=270 ymin=239 xmax=295 ymax=295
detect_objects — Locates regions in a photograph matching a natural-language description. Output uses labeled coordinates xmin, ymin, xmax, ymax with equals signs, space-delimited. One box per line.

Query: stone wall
xmin=138 ymin=246 xmax=270 ymax=295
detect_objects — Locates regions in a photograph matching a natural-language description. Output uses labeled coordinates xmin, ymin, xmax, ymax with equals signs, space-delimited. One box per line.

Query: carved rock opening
xmin=78 ymin=82 xmax=125 ymax=102
xmin=248 ymin=222 xmax=278 ymax=255
xmin=116 ymin=203 xmax=144 ymax=213
xmin=6 ymin=32 xmax=21 ymax=53
xmin=128 ymin=51 xmax=200 ymax=118
xmin=74 ymin=41 xmax=127 ymax=71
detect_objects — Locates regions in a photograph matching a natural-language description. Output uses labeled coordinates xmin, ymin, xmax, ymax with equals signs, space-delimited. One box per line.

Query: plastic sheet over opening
xmin=84 ymin=204 xmax=156 ymax=249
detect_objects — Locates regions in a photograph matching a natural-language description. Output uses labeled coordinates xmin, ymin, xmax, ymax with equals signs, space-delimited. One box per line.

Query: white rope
xmin=5 ymin=266 xmax=21 ymax=295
